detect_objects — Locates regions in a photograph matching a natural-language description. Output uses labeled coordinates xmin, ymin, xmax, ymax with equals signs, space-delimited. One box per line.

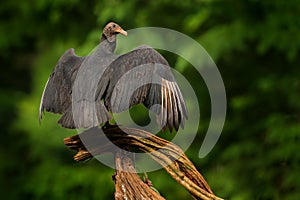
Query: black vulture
xmin=39 ymin=22 xmax=187 ymax=132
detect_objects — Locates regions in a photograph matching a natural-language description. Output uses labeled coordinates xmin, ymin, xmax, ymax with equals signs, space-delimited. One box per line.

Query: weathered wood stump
xmin=64 ymin=125 xmax=223 ymax=200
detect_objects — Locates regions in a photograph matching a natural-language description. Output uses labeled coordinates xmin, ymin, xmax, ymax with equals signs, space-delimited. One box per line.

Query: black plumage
xmin=39 ymin=48 xmax=84 ymax=116
xmin=39 ymin=22 xmax=187 ymax=131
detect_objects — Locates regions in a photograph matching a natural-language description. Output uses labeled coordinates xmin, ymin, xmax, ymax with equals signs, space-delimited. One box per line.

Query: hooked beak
xmin=116 ymin=27 xmax=128 ymax=36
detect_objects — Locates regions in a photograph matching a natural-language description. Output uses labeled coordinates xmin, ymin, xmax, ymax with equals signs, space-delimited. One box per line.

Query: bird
xmin=39 ymin=22 xmax=187 ymax=132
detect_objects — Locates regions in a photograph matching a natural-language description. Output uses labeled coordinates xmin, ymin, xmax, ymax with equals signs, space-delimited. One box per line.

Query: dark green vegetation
xmin=1 ymin=1 xmax=299 ymax=199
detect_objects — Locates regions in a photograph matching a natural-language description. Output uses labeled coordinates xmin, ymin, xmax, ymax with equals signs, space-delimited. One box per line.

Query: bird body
xmin=39 ymin=22 xmax=187 ymax=132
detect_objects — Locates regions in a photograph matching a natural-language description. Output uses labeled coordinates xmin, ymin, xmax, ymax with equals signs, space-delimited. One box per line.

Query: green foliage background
xmin=1 ymin=0 xmax=299 ymax=199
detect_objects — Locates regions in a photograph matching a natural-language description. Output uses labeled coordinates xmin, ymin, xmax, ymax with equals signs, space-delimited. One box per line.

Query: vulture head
xmin=101 ymin=22 xmax=127 ymax=43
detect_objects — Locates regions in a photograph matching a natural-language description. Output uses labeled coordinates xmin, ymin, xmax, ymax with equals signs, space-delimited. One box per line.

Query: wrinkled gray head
xmin=101 ymin=22 xmax=127 ymax=43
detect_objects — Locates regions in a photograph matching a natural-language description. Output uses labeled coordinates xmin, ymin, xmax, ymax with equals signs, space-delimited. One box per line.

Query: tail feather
xmin=58 ymin=101 xmax=111 ymax=129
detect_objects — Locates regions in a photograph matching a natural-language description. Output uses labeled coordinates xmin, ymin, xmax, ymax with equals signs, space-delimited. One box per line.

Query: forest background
xmin=0 ymin=1 xmax=299 ymax=199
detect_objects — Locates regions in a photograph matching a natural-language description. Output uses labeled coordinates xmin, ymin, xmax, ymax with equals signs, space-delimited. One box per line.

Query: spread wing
xmin=96 ymin=46 xmax=188 ymax=131
xmin=39 ymin=48 xmax=84 ymax=122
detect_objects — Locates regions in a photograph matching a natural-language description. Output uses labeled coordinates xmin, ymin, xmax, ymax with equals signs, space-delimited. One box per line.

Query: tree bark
xmin=64 ymin=125 xmax=223 ymax=200
xmin=113 ymin=151 xmax=165 ymax=200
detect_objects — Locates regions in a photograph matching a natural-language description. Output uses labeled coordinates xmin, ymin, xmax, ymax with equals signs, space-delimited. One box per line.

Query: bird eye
xmin=112 ymin=24 xmax=116 ymax=28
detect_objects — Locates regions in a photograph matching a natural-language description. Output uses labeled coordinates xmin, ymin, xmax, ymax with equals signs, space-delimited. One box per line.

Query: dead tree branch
xmin=64 ymin=126 xmax=223 ymax=200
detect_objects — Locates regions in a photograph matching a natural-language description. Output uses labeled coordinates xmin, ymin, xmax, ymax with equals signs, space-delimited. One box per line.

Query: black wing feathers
xmin=39 ymin=48 xmax=84 ymax=121
xmin=40 ymin=46 xmax=187 ymax=131
xmin=97 ymin=46 xmax=188 ymax=131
